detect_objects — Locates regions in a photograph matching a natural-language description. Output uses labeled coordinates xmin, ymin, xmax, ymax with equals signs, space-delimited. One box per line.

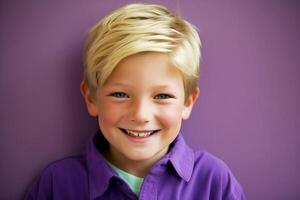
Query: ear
xmin=182 ymin=87 xmax=200 ymax=120
xmin=80 ymin=81 xmax=98 ymax=117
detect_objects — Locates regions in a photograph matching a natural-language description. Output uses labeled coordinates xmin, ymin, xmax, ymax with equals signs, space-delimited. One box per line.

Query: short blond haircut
xmin=83 ymin=3 xmax=201 ymax=100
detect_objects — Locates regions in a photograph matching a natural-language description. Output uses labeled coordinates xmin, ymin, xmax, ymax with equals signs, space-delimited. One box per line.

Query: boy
xmin=26 ymin=3 xmax=245 ymax=200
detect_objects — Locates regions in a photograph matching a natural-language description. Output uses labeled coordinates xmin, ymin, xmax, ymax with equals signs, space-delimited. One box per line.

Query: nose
xmin=129 ymin=99 xmax=151 ymax=124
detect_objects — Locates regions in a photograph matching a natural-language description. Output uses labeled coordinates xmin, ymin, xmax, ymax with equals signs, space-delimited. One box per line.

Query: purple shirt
xmin=25 ymin=131 xmax=246 ymax=200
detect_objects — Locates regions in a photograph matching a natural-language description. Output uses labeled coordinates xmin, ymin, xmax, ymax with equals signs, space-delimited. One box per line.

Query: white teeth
xmin=125 ymin=130 xmax=153 ymax=138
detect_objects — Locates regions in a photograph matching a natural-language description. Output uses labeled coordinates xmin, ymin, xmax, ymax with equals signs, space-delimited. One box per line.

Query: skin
xmin=81 ymin=52 xmax=199 ymax=177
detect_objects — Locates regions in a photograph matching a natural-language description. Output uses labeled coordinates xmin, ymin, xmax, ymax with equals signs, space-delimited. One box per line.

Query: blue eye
xmin=109 ymin=92 xmax=129 ymax=98
xmin=154 ymin=94 xmax=172 ymax=99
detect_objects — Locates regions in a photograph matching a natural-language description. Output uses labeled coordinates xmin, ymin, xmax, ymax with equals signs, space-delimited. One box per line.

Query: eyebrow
xmin=109 ymin=82 xmax=132 ymax=87
xmin=109 ymin=83 xmax=175 ymax=90
xmin=152 ymin=85 xmax=174 ymax=90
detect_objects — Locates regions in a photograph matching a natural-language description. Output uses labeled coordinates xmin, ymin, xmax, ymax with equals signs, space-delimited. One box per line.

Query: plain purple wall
xmin=1 ymin=1 xmax=299 ymax=199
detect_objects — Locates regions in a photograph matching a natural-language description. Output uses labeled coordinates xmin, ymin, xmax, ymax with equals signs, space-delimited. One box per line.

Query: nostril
xmin=130 ymin=118 xmax=150 ymax=123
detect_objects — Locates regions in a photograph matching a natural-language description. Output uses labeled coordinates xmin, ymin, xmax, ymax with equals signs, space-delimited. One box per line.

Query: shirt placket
xmin=138 ymin=177 xmax=157 ymax=200
xmin=138 ymin=162 xmax=168 ymax=200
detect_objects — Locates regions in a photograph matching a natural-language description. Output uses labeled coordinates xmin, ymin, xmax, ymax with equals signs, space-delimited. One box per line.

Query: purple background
xmin=1 ymin=1 xmax=299 ymax=199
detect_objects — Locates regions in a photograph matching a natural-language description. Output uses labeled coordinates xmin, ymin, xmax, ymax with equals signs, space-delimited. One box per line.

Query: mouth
xmin=119 ymin=128 xmax=160 ymax=138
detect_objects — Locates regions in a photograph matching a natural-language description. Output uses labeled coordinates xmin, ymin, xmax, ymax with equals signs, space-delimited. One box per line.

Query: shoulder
xmin=25 ymin=154 xmax=89 ymax=199
xmin=193 ymin=150 xmax=230 ymax=174
xmin=37 ymin=154 xmax=88 ymax=183
xmin=44 ymin=154 xmax=88 ymax=176
xmin=191 ymin=150 xmax=246 ymax=199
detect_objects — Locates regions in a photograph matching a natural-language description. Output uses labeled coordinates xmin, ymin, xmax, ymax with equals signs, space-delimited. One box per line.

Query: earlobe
xmin=80 ymin=81 xmax=98 ymax=117
xmin=182 ymin=87 xmax=200 ymax=120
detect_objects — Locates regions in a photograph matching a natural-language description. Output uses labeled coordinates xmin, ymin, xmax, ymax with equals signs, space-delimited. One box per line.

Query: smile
xmin=119 ymin=128 xmax=160 ymax=138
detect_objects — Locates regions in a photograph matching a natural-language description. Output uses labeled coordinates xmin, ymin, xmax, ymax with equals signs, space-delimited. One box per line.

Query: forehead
xmin=105 ymin=52 xmax=184 ymax=86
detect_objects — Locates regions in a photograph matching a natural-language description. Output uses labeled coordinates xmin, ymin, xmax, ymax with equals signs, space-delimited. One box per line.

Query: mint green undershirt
xmin=106 ymin=162 xmax=144 ymax=196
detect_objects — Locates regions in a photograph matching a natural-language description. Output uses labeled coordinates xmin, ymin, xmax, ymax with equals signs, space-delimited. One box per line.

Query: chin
xmin=124 ymin=149 xmax=166 ymax=163
xmin=126 ymin=153 xmax=155 ymax=162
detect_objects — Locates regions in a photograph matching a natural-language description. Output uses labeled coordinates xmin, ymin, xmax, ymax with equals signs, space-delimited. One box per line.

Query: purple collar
xmin=85 ymin=131 xmax=194 ymax=199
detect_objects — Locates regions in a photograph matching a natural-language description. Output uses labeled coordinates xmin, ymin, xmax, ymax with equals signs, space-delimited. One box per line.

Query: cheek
xmin=156 ymin=105 xmax=184 ymax=129
xmin=98 ymin=102 xmax=125 ymax=125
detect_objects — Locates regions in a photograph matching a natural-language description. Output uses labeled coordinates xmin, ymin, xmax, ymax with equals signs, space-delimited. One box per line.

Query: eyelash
xmin=154 ymin=94 xmax=173 ymax=99
xmin=109 ymin=92 xmax=129 ymax=98
xmin=108 ymin=92 xmax=174 ymax=100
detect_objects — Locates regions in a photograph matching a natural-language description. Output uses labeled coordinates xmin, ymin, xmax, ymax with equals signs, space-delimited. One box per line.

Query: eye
xmin=109 ymin=92 xmax=129 ymax=98
xmin=154 ymin=94 xmax=173 ymax=99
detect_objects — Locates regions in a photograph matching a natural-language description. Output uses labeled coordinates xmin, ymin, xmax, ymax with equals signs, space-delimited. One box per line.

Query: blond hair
xmin=83 ymin=3 xmax=201 ymax=99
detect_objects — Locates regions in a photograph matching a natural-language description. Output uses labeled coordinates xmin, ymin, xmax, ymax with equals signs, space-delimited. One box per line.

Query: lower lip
xmin=125 ymin=134 xmax=151 ymax=142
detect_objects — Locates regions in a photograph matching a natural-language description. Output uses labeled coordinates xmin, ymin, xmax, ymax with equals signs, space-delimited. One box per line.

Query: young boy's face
xmin=81 ymin=52 xmax=198 ymax=169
